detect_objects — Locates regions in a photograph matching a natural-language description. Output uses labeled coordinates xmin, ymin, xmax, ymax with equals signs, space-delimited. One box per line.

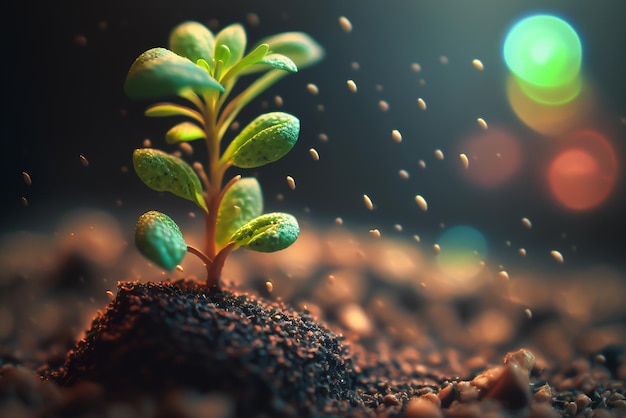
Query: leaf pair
xmin=136 ymin=209 xmax=299 ymax=271
xmin=132 ymin=111 xmax=300 ymax=209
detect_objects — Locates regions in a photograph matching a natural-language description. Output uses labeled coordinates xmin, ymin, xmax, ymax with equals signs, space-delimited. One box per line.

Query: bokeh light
xmin=547 ymin=130 xmax=618 ymax=211
xmin=436 ymin=225 xmax=488 ymax=282
xmin=506 ymin=74 xmax=593 ymax=136
xmin=503 ymin=14 xmax=582 ymax=89
xmin=459 ymin=128 xmax=523 ymax=188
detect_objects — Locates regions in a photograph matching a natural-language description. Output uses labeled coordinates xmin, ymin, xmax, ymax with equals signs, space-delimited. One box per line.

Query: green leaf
xmin=124 ymin=47 xmax=224 ymax=100
xmin=221 ymin=112 xmax=300 ymax=168
xmin=230 ymin=212 xmax=299 ymax=252
xmin=135 ymin=211 xmax=187 ymax=271
xmin=259 ymin=53 xmax=298 ymax=73
xmin=214 ymin=23 xmax=246 ymax=70
xmin=243 ymin=32 xmax=324 ymax=75
xmin=145 ymin=103 xmax=204 ymax=124
xmin=165 ymin=122 xmax=206 ymax=144
xmin=168 ymin=21 xmax=215 ymax=64
xmin=220 ymin=43 xmax=270 ymax=85
xmin=215 ymin=177 xmax=263 ymax=248
xmin=132 ymin=148 xmax=207 ymax=212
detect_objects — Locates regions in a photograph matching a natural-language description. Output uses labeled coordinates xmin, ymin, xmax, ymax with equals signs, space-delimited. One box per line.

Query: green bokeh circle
xmin=503 ymin=15 xmax=582 ymax=88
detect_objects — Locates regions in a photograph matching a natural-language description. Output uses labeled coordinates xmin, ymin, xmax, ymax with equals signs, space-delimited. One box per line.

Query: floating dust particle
xmin=505 ymin=240 xmax=512 ymax=247
xmin=477 ymin=117 xmax=488 ymax=130
xmin=415 ymin=195 xmax=428 ymax=212
xmin=521 ymin=217 xmax=532 ymax=228
xmin=286 ymin=175 xmax=296 ymax=190
xmin=434 ymin=149 xmax=444 ymax=160
xmin=369 ymin=229 xmax=381 ymax=238
xmin=274 ymin=95 xmax=283 ymax=107
xmin=172 ymin=150 xmax=182 ymax=158
xmin=188 ymin=212 xmax=196 ymax=219
xmin=318 ymin=133 xmax=328 ymax=142
xmin=375 ymin=84 xmax=384 ymax=92
xmin=245 ymin=12 xmax=260 ymax=27
xmin=265 ymin=281 xmax=273 ymax=293
xmin=22 ymin=171 xmax=32 ymax=186
xmin=179 ymin=142 xmax=194 ymax=155
xmin=398 ymin=169 xmax=410 ymax=179
xmin=208 ymin=18 xmax=219 ymax=30
xmin=439 ymin=55 xmax=449 ymax=65
xmin=316 ymin=104 xmax=325 ymax=112
xmin=551 ymin=250 xmax=564 ymax=264
xmin=143 ymin=138 xmax=152 ymax=147
xmin=519 ymin=248 xmax=527 ymax=257
xmin=411 ymin=62 xmax=421 ymax=72
xmin=472 ymin=59 xmax=484 ymax=71
xmin=378 ymin=100 xmax=389 ymax=112
xmin=394 ymin=224 xmax=403 ymax=232
xmin=334 ymin=217 xmax=343 ymax=225
xmin=21 ymin=197 xmax=28 ymax=207
xmin=306 ymin=83 xmax=319 ymax=95
xmin=327 ymin=274 xmax=335 ymax=284
xmin=79 ymin=154 xmax=89 ymax=167
xmin=417 ymin=97 xmax=427 ymax=110
xmin=115 ymin=199 xmax=123 ymax=206
xmin=418 ymin=159 xmax=426 ymax=169
xmin=418 ymin=79 xmax=426 ymax=86
xmin=391 ymin=129 xmax=402 ymax=143
xmin=338 ymin=16 xmax=353 ymax=33
xmin=413 ymin=234 xmax=421 ymax=243
xmin=276 ymin=193 xmax=284 ymax=201
xmin=230 ymin=121 xmax=240 ymax=130
xmin=346 ymin=79 xmax=357 ymax=93
xmin=175 ymin=265 xmax=184 ymax=273
xmin=459 ymin=153 xmax=469 ymax=169
xmin=363 ymin=194 xmax=374 ymax=210
xmin=433 ymin=244 xmax=441 ymax=254
xmin=106 ymin=290 xmax=115 ymax=299
xmin=498 ymin=271 xmax=510 ymax=280
xmin=351 ymin=61 xmax=360 ymax=71
xmin=120 ymin=165 xmax=129 ymax=174
xmin=309 ymin=148 xmax=320 ymax=161
xmin=524 ymin=308 xmax=532 ymax=319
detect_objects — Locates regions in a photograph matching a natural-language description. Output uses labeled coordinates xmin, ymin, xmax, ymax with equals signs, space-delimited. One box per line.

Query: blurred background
xmin=3 ymin=0 xmax=626 ymax=279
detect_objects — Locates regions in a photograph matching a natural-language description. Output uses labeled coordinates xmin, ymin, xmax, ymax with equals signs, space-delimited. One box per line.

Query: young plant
xmin=124 ymin=21 xmax=323 ymax=289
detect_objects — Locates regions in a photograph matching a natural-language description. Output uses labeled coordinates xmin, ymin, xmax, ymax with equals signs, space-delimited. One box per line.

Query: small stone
xmin=575 ymin=392 xmax=591 ymax=410
xmin=405 ymin=397 xmax=443 ymax=418
xmin=564 ymin=401 xmax=577 ymax=416
xmin=383 ymin=393 xmax=400 ymax=406
xmin=503 ymin=348 xmax=535 ymax=374
xmin=533 ymin=384 xmax=554 ymax=403
xmin=484 ymin=364 xmax=531 ymax=410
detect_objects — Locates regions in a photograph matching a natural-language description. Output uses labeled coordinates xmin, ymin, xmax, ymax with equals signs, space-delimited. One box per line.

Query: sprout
xmin=124 ymin=21 xmax=323 ymax=289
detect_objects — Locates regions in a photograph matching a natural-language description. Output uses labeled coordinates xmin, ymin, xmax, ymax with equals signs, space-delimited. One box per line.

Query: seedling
xmin=124 ymin=21 xmax=323 ymax=289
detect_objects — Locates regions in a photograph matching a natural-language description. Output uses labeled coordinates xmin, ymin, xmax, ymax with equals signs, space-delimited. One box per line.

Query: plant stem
xmin=186 ymin=245 xmax=212 ymax=283
xmin=206 ymin=242 xmax=236 ymax=289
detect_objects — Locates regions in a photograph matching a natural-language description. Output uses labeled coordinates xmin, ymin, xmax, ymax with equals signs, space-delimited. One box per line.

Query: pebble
xmin=503 ymin=348 xmax=535 ymax=373
xmin=405 ymin=397 xmax=443 ymax=418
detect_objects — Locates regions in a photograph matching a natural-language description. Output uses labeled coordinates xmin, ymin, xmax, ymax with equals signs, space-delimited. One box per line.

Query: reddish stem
xmin=206 ymin=242 xmax=237 ymax=289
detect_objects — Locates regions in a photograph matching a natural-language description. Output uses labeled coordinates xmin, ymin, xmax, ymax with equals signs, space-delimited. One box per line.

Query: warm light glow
xmin=506 ymin=74 xmax=593 ymax=136
xmin=547 ymin=131 xmax=618 ymax=210
xmin=459 ymin=128 xmax=522 ymax=188
xmin=436 ymin=226 xmax=488 ymax=282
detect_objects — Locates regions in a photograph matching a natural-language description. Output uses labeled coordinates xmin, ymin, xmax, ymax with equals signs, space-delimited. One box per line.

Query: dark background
xmin=4 ymin=0 xmax=626 ymax=273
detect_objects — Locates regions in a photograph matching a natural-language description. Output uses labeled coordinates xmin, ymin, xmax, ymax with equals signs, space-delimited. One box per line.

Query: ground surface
xmin=1 ymin=223 xmax=625 ymax=417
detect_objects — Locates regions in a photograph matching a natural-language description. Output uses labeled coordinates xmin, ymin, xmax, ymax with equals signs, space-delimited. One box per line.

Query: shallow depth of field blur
xmin=2 ymin=1 xmax=626 ymax=361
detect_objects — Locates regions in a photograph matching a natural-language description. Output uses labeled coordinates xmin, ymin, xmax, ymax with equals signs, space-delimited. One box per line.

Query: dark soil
xmin=1 ymin=275 xmax=625 ymax=418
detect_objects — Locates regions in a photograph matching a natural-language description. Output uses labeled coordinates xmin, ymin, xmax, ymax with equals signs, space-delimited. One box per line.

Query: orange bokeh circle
xmin=547 ymin=131 xmax=618 ymax=210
